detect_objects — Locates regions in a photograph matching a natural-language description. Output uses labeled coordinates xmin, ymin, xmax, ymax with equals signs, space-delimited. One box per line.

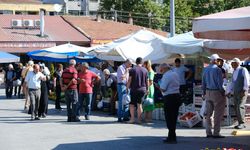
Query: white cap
xmin=8 ymin=64 xmax=13 ymax=69
xmin=103 ymin=69 xmax=110 ymax=75
xmin=209 ymin=54 xmax=221 ymax=61
xmin=28 ymin=60 xmax=34 ymax=66
xmin=231 ymin=58 xmax=241 ymax=63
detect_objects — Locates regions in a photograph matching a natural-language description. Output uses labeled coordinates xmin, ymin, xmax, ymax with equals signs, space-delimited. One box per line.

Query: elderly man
xmin=61 ymin=59 xmax=79 ymax=122
xmin=22 ymin=60 xmax=34 ymax=111
xmin=159 ymin=63 xmax=181 ymax=144
xmin=202 ymin=54 xmax=226 ymax=138
xmin=227 ymin=58 xmax=250 ymax=129
xmin=5 ymin=64 xmax=16 ymax=99
xmin=103 ymin=69 xmax=117 ymax=115
xmin=117 ymin=59 xmax=132 ymax=122
xmin=25 ymin=64 xmax=46 ymax=120
xmin=77 ymin=62 xmax=100 ymax=120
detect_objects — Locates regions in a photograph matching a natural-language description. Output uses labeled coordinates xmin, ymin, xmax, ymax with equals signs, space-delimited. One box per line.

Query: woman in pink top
xmin=77 ymin=62 xmax=100 ymax=120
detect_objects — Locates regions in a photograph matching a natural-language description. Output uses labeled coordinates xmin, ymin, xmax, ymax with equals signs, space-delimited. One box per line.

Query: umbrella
xmin=27 ymin=43 xmax=99 ymax=62
xmin=0 ymin=51 xmax=20 ymax=63
xmin=192 ymin=6 xmax=250 ymax=41
xmin=193 ymin=6 xmax=250 ymax=60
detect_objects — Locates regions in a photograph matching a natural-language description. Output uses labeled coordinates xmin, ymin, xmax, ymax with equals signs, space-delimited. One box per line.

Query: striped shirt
xmin=62 ymin=66 xmax=78 ymax=90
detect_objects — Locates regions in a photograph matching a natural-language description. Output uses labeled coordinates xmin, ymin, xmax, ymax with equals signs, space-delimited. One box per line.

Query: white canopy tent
xmin=161 ymin=32 xmax=204 ymax=55
xmin=88 ymin=29 xmax=170 ymax=63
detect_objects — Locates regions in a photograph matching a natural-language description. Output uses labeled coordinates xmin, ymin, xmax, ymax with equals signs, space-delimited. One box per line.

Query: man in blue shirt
xmin=160 ymin=63 xmax=181 ymax=144
xmin=202 ymin=54 xmax=226 ymax=138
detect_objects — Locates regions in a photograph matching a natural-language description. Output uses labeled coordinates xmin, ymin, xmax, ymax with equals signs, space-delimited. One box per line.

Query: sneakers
xmin=234 ymin=124 xmax=246 ymax=129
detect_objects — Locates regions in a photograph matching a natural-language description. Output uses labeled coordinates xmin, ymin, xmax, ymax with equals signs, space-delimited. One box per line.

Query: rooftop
xmin=63 ymin=16 xmax=167 ymax=40
xmin=0 ymin=15 xmax=90 ymax=42
xmin=0 ymin=0 xmax=42 ymax=4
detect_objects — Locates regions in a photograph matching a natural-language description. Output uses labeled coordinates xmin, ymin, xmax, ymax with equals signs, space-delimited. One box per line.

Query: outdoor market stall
xmin=0 ymin=51 xmax=20 ymax=63
xmin=192 ymin=6 xmax=250 ymax=126
xmin=88 ymin=29 xmax=170 ymax=64
xmin=27 ymin=43 xmax=100 ymax=63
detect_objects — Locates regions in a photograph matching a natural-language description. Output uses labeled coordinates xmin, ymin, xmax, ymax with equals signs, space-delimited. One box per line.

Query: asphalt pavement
xmin=0 ymin=89 xmax=249 ymax=150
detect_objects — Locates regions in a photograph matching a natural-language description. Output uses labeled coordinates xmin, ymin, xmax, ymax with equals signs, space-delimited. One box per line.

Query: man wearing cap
xmin=159 ymin=63 xmax=181 ymax=144
xmin=202 ymin=54 xmax=226 ymax=138
xmin=103 ymin=69 xmax=117 ymax=115
xmin=22 ymin=61 xmax=34 ymax=111
xmin=61 ymin=59 xmax=79 ymax=122
xmin=227 ymin=58 xmax=250 ymax=129
xmin=77 ymin=62 xmax=100 ymax=120
xmin=117 ymin=59 xmax=132 ymax=122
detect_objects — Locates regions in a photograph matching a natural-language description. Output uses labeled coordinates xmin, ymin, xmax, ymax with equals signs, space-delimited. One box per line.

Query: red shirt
xmin=78 ymin=70 xmax=98 ymax=93
xmin=62 ymin=66 xmax=78 ymax=89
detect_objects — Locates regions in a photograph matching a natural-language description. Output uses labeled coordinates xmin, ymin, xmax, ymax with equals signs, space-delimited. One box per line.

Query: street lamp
xmin=170 ymin=0 xmax=175 ymax=37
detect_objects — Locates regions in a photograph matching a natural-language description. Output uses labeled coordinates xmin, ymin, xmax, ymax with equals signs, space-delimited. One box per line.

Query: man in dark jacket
xmin=5 ymin=64 xmax=16 ymax=99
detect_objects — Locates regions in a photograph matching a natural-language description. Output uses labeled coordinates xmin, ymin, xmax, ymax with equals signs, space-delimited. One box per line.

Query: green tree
xmin=224 ymin=0 xmax=250 ymax=10
xmin=192 ymin=0 xmax=225 ymax=16
xmin=163 ymin=0 xmax=193 ymax=33
xmin=132 ymin=0 xmax=165 ymax=29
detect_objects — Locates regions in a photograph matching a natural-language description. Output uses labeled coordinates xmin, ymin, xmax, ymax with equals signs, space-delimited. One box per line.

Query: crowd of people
xmin=1 ymin=54 xmax=249 ymax=144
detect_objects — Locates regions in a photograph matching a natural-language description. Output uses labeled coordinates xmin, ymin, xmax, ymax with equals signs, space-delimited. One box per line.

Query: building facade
xmin=43 ymin=0 xmax=100 ymax=15
xmin=0 ymin=0 xmax=61 ymax=15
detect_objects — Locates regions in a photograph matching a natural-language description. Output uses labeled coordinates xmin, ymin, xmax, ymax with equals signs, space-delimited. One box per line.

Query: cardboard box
xmin=179 ymin=111 xmax=202 ymax=128
xmin=194 ymin=97 xmax=203 ymax=106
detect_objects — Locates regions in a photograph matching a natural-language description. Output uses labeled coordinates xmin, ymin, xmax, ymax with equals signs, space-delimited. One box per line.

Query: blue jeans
xmin=77 ymin=93 xmax=92 ymax=116
xmin=117 ymin=84 xmax=129 ymax=120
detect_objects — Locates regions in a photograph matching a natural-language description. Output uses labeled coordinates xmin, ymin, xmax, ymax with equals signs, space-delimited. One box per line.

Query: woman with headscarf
xmin=38 ymin=63 xmax=50 ymax=118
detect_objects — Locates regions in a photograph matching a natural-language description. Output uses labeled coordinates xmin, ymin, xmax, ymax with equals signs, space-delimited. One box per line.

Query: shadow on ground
xmin=52 ymin=135 xmax=250 ymax=150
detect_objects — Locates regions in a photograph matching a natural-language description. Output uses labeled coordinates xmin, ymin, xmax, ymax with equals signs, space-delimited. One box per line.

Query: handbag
xmin=13 ymin=79 xmax=22 ymax=86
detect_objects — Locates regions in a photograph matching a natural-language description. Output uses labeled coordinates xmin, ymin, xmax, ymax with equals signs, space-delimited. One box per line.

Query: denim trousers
xmin=77 ymin=93 xmax=93 ymax=116
xmin=65 ymin=89 xmax=78 ymax=119
xmin=117 ymin=84 xmax=129 ymax=120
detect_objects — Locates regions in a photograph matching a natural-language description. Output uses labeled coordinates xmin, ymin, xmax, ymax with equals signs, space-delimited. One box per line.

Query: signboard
xmin=91 ymin=39 xmax=113 ymax=46
xmin=0 ymin=42 xmax=56 ymax=48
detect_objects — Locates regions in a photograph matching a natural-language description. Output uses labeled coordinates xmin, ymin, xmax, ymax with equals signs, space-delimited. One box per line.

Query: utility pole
xmin=170 ymin=0 xmax=175 ymax=37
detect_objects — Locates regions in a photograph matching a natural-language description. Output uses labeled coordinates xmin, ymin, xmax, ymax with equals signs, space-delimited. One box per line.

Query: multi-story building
xmin=0 ymin=0 xmax=61 ymax=15
xmin=43 ymin=0 xmax=100 ymax=15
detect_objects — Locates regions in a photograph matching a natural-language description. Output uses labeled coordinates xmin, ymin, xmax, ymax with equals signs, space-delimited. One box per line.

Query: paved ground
xmin=0 ymin=89 xmax=249 ymax=150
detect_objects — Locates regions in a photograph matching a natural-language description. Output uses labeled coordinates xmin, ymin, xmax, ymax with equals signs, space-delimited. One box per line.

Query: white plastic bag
xmin=122 ymin=94 xmax=131 ymax=105
xmin=199 ymin=100 xmax=206 ymax=117
xmin=97 ymin=100 xmax=103 ymax=109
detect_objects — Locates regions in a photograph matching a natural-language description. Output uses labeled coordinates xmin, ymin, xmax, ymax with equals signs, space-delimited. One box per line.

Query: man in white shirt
xmin=227 ymin=58 xmax=250 ymax=129
xmin=25 ymin=64 xmax=46 ymax=120
xmin=160 ymin=63 xmax=181 ymax=144
xmin=116 ymin=59 xmax=132 ymax=122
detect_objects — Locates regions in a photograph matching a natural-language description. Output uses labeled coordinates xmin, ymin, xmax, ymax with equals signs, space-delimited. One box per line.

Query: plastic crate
xmin=179 ymin=111 xmax=202 ymax=128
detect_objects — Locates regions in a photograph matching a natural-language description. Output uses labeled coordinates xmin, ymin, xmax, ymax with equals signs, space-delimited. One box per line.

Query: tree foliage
xmin=99 ymin=0 xmax=250 ymax=33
